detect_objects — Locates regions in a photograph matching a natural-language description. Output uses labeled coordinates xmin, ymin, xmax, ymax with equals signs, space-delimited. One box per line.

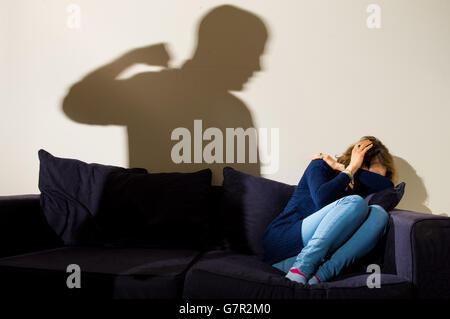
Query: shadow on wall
xmin=394 ymin=156 xmax=432 ymax=214
xmin=62 ymin=5 xmax=269 ymax=185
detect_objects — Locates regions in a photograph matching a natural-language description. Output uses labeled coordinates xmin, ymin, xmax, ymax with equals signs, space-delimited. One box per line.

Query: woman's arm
xmin=312 ymin=158 xmax=393 ymax=194
xmin=308 ymin=140 xmax=375 ymax=205
xmin=354 ymin=169 xmax=394 ymax=194
xmin=316 ymin=159 xmax=393 ymax=194
xmin=306 ymin=159 xmax=352 ymax=209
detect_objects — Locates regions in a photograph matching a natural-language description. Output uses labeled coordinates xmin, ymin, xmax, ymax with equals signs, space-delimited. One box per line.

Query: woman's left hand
xmin=311 ymin=153 xmax=343 ymax=171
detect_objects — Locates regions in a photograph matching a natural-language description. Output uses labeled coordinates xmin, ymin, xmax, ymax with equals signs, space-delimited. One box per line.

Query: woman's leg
xmin=271 ymin=200 xmax=335 ymax=274
xmin=285 ymin=195 xmax=369 ymax=283
xmin=310 ymin=204 xmax=389 ymax=283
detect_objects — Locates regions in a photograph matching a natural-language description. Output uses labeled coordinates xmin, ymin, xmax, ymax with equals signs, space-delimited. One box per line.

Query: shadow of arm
xmin=62 ymin=43 xmax=170 ymax=125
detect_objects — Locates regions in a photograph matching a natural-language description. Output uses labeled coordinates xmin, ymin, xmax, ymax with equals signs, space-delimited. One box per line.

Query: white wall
xmin=1 ymin=0 xmax=449 ymax=216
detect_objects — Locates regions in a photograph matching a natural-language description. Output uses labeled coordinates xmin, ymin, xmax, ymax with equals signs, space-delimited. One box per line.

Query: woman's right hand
xmin=347 ymin=140 xmax=373 ymax=174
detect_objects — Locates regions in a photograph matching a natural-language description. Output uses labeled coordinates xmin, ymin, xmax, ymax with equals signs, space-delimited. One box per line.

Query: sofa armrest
xmin=0 ymin=195 xmax=62 ymax=258
xmin=388 ymin=208 xmax=450 ymax=299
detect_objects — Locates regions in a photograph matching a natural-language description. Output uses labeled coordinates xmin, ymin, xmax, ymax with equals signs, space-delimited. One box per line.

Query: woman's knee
xmin=338 ymin=195 xmax=368 ymax=218
xmin=339 ymin=194 xmax=366 ymax=206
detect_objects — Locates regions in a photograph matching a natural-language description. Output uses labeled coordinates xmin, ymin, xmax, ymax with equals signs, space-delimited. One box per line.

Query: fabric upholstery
xmin=388 ymin=209 xmax=450 ymax=299
xmin=183 ymin=250 xmax=413 ymax=299
xmin=38 ymin=149 xmax=147 ymax=245
xmin=221 ymin=166 xmax=295 ymax=257
xmin=0 ymin=194 xmax=62 ymax=258
xmin=0 ymin=247 xmax=203 ymax=299
xmin=38 ymin=149 xmax=213 ymax=249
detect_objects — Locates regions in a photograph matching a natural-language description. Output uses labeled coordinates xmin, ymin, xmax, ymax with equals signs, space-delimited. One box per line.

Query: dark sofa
xmin=1 ymin=185 xmax=450 ymax=300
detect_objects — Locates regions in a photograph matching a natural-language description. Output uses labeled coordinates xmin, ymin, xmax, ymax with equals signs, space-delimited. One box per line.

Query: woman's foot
xmin=307 ymin=274 xmax=321 ymax=285
xmin=285 ymin=268 xmax=307 ymax=284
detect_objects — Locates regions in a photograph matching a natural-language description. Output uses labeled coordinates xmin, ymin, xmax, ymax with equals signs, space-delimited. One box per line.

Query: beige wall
xmin=1 ymin=0 xmax=449 ymax=216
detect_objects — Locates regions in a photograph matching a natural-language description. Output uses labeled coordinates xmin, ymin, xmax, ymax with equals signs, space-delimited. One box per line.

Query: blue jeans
xmin=272 ymin=195 xmax=389 ymax=282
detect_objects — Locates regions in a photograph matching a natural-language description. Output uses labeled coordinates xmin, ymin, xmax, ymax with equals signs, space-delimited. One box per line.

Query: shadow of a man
xmin=62 ymin=5 xmax=269 ymax=185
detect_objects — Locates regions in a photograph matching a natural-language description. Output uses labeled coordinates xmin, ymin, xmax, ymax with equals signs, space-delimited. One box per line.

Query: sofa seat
xmin=183 ymin=250 xmax=413 ymax=299
xmin=0 ymin=246 xmax=203 ymax=299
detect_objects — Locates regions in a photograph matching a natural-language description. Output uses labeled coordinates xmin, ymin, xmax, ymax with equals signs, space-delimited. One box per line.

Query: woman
xmin=261 ymin=136 xmax=397 ymax=285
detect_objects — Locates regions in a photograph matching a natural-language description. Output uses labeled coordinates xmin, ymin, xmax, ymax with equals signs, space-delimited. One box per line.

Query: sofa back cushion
xmin=98 ymin=167 xmax=213 ymax=249
xmin=38 ymin=149 xmax=212 ymax=249
xmin=221 ymin=166 xmax=295 ymax=258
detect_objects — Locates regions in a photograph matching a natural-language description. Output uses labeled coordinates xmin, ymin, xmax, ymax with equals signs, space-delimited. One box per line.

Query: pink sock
xmin=308 ymin=274 xmax=321 ymax=285
xmin=285 ymin=268 xmax=308 ymax=284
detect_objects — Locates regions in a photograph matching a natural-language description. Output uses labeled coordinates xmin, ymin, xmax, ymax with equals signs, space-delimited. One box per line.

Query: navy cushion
xmin=98 ymin=166 xmax=213 ymax=249
xmin=364 ymin=182 xmax=406 ymax=212
xmin=38 ymin=149 xmax=147 ymax=245
xmin=221 ymin=167 xmax=295 ymax=257
xmin=38 ymin=149 xmax=212 ymax=249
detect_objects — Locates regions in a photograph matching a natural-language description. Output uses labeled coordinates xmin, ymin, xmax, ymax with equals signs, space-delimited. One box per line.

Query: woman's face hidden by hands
xmin=362 ymin=159 xmax=387 ymax=177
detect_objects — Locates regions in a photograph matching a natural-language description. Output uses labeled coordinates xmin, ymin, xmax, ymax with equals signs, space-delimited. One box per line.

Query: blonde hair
xmin=335 ymin=136 xmax=397 ymax=185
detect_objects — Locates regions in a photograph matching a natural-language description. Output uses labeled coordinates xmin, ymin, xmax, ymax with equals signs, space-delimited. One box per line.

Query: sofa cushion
xmin=38 ymin=149 xmax=147 ymax=245
xmin=0 ymin=247 xmax=203 ymax=299
xmin=182 ymin=250 xmax=413 ymax=299
xmin=38 ymin=149 xmax=213 ymax=249
xmin=221 ymin=167 xmax=295 ymax=257
xmin=364 ymin=182 xmax=406 ymax=212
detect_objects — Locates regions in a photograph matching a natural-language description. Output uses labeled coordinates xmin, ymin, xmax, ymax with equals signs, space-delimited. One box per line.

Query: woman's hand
xmin=311 ymin=153 xmax=343 ymax=171
xmin=347 ymin=140 xmax=373 ymax=174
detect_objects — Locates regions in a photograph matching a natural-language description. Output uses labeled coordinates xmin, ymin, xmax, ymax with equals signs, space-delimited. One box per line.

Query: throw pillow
xmin=364 ymin=182 xmax=406 ymax=212
xmin=38 ymin=149 xmax=147 ymax=245
xmin=38 ymin=149 xmax=212 ymax=249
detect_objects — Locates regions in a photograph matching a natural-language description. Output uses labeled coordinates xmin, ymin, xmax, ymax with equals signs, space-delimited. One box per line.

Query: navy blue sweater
xmin=261 ymin=159 xmax=394 ymax=265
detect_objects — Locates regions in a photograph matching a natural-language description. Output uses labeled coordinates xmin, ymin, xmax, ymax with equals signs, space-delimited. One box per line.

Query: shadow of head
xmin=183 ymin=4 xmax=269 ymax=91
